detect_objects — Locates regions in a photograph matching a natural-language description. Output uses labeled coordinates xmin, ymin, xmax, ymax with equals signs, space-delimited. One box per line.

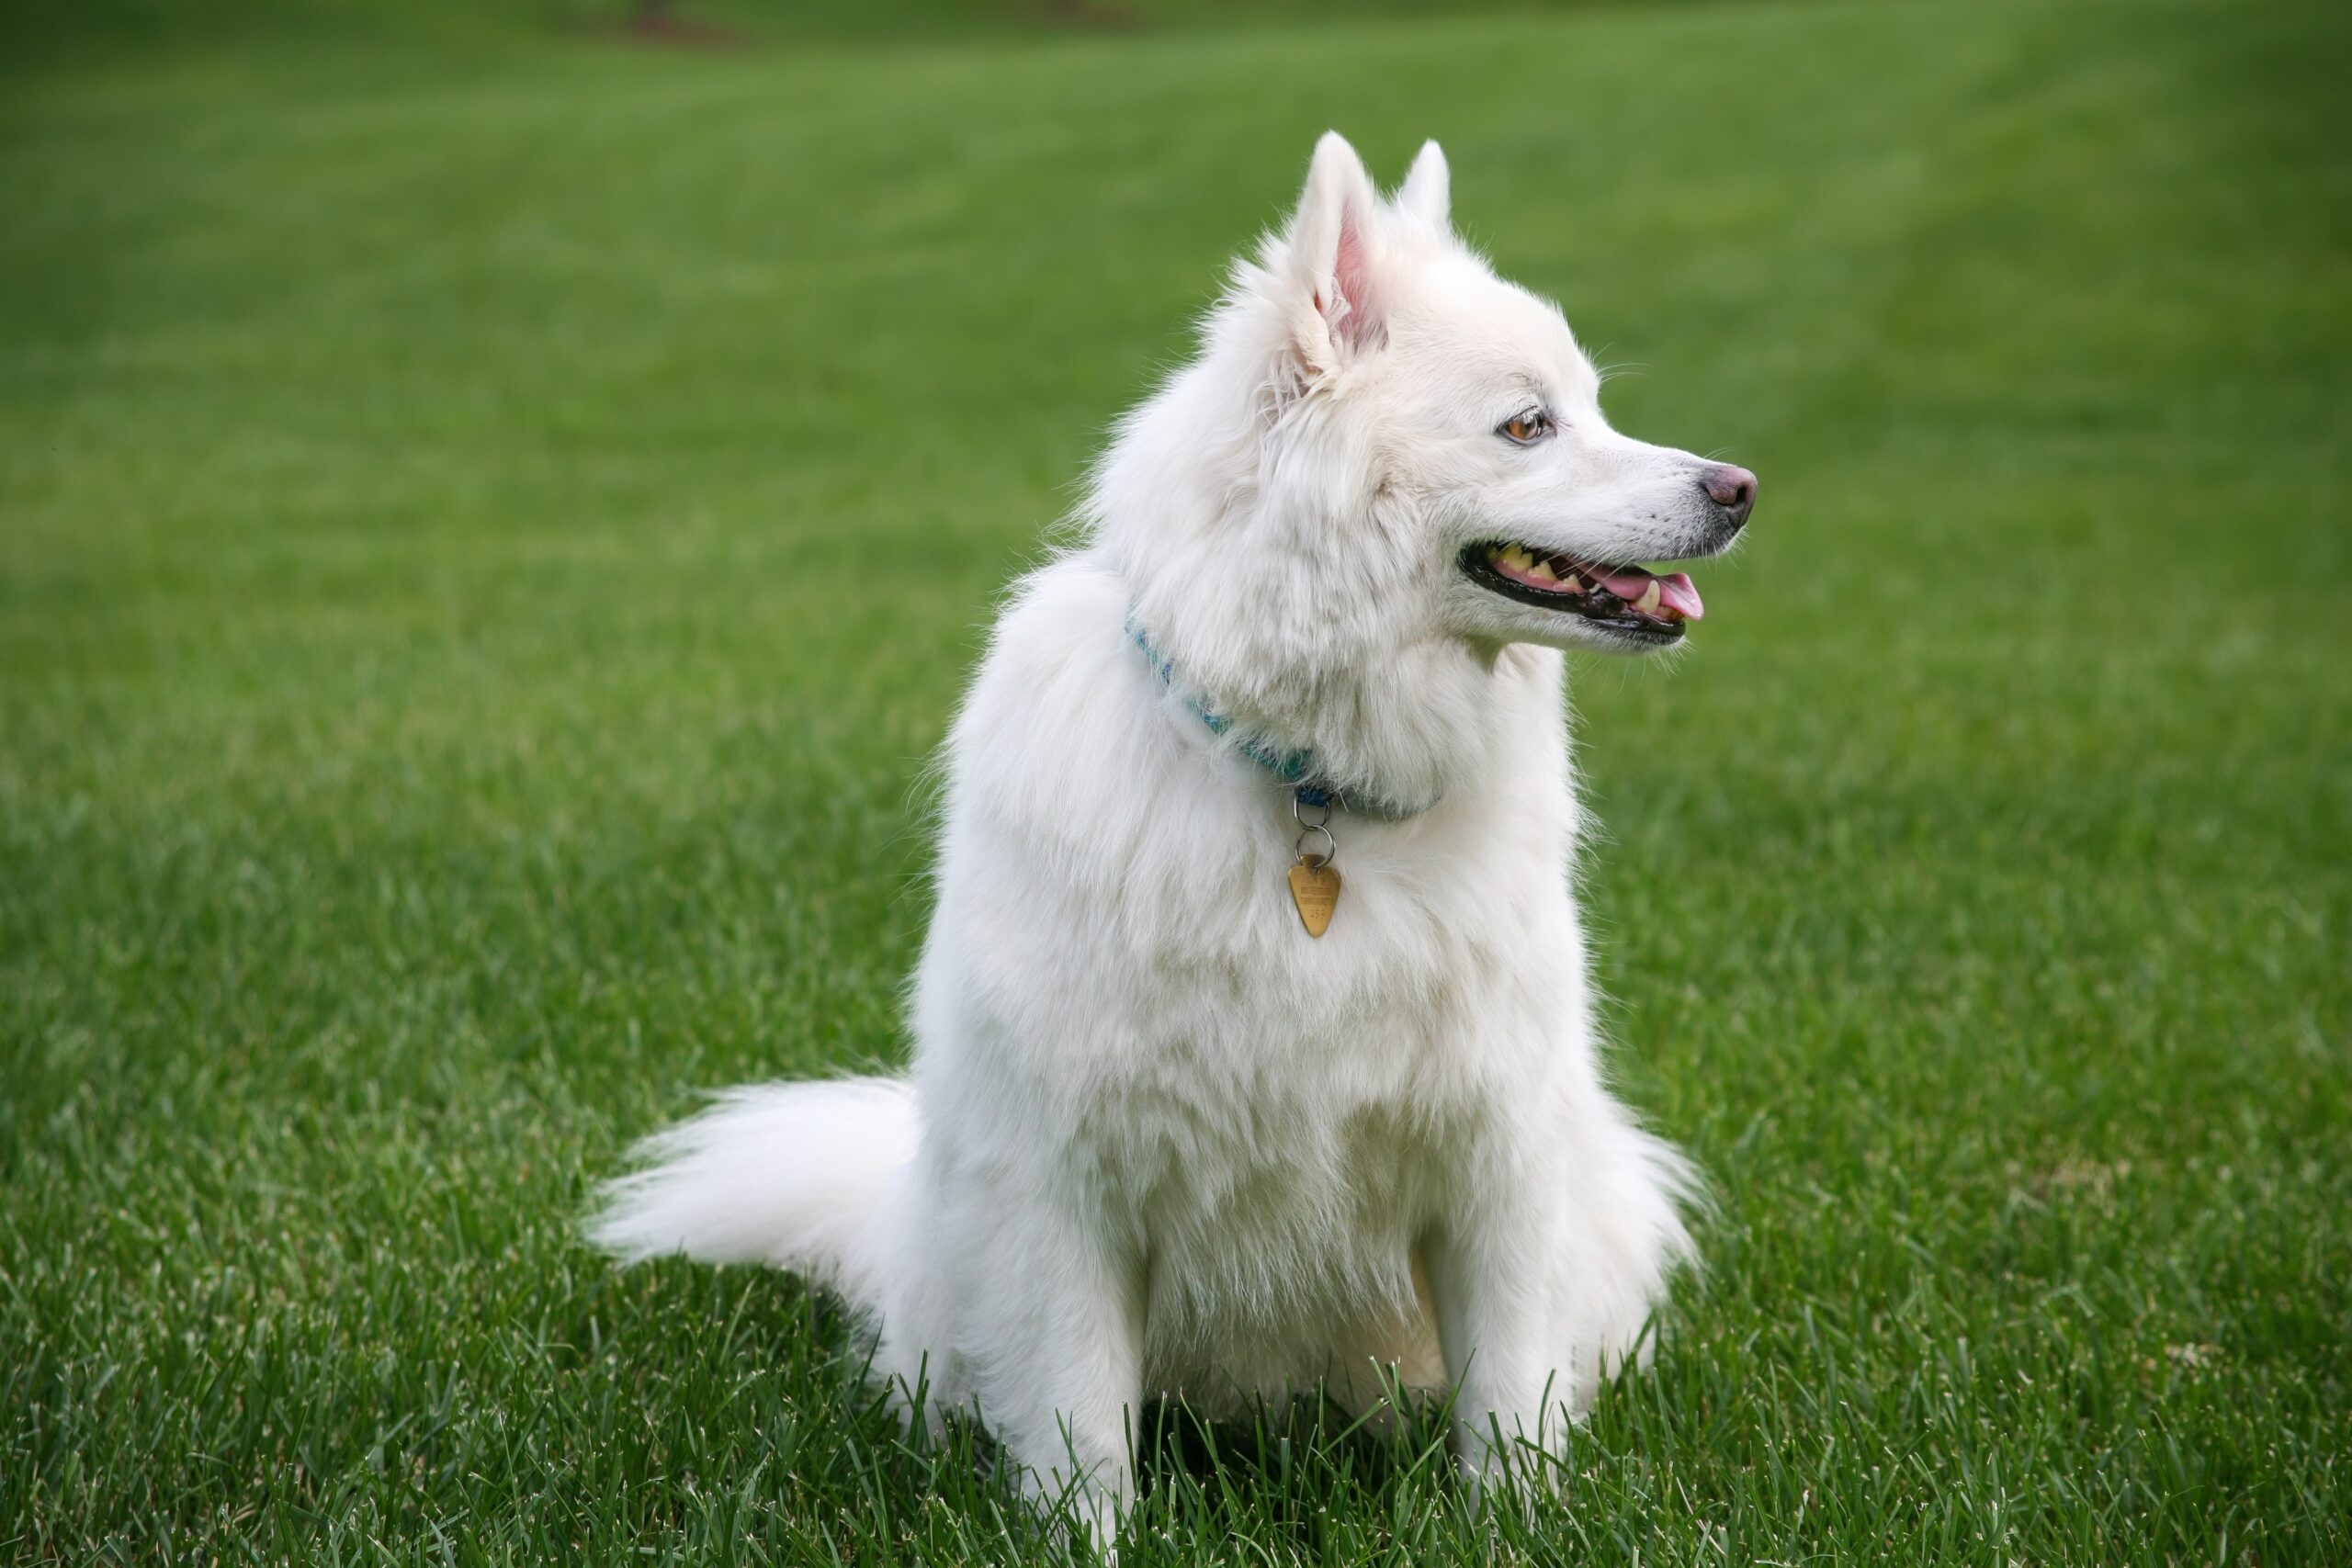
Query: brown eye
xmin=1499 ymin=409 xmax=1554 ymax=445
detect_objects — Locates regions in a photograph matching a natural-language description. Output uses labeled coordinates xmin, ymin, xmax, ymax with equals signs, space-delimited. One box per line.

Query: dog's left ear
xmin=1282 ymin=131 xmax=1388 ymax=371
xmin=1396 ymin=140 xmax=1450 ymax=229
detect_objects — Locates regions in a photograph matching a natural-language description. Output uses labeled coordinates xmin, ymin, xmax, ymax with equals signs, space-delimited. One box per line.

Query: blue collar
xmin=1128 ymin=619 xmax=1419 ymax=817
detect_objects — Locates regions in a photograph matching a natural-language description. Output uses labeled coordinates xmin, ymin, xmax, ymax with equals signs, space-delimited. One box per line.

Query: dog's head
xmin=1285 ymin=133 xmax=1754 ymax=653
xmin=1105 ymin=133 xmax=1754 ymax=664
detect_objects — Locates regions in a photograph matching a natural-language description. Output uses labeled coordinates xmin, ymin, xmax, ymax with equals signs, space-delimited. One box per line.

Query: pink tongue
xmin=1657 ymin=571 xmax=1704 ymax=620
xmin=1597 ymin=568 xmax=1704 ymax=620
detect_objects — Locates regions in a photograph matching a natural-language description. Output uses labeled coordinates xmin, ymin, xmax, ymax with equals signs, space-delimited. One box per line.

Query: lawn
xmin=2 ymin=0 xmax=2347 ymax=1562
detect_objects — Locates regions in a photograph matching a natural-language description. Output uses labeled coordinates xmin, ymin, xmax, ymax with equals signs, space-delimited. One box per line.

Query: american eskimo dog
xmin=593 ymin=131 xmax=1756 ymax=1540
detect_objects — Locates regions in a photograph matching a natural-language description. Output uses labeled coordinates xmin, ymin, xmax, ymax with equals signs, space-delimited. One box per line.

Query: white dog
xmin=593 ymin=131 xmax=1756 ymax=1540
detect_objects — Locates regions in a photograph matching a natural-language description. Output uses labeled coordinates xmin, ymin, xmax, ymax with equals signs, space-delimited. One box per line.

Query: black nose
xmin=1700 ymin=464 xmax=1758 ymax=527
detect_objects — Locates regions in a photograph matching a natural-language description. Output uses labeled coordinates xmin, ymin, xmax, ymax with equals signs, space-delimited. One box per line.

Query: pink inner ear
xmin=1324 ymin=205 xmax=1380 ymax=351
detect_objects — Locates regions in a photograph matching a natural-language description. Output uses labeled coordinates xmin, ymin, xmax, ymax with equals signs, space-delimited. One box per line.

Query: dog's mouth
xmin=1459 ymin=542 xmax=1705 ymax=643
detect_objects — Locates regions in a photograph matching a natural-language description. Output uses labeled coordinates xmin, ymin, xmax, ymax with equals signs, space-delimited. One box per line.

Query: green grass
xmin=3 ymin=0 xmax=2347 ymax=1561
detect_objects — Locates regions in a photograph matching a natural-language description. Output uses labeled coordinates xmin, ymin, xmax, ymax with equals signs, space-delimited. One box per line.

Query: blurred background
xmin=3 ymin=0 xmax=2346 ymax=1562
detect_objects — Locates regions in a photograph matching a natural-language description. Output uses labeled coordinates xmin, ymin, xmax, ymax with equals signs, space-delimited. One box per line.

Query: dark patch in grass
xmin=597 ymin=8 xmax=749 ymax=51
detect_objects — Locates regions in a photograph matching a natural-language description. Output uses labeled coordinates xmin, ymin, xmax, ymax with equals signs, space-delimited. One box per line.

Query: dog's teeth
xmin=1504 ymin=546 xmax=1534 ymax=570
xmin=1560 ymin=572 xmax=1583 ymax=593
xmin=1524 ymin=558 xmax=1557 ymax=583
xmin=1635 ymin=580 xmax=1662 ymax=614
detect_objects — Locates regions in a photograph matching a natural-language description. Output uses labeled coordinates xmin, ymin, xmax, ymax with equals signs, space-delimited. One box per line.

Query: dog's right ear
xmin=1396 ymin=140 xmax=1451 ymax=229
xmin=1279 ymin=131 xmax=1388 ymax=372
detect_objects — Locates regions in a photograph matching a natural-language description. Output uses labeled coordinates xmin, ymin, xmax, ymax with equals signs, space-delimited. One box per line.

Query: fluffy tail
xmin=587 ymin=1077 xmax=917 ymax=1305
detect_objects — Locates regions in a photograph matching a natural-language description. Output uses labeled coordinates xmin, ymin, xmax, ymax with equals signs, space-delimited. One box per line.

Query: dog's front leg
xmin=1425 ymin=1180 xmax=1570 ymax=1495
xmin=951 ymin=1179 xmax=1142 ymax=1551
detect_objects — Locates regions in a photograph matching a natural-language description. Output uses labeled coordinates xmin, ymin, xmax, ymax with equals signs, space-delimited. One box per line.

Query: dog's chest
xmin=1111 ymin=1040 xmax=1460 ymax=1362
xmin=1083 ymin=829 xmax=1566 ymax=1312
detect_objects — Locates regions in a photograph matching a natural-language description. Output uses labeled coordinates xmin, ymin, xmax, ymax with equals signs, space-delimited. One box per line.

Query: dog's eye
xmin=1498 ymin=409 xmax=1554 ymax=446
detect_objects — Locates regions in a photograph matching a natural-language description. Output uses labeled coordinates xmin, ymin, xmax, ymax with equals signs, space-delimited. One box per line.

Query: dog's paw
xmin=1454 ymin=1418 xmax=1573 ymax=1517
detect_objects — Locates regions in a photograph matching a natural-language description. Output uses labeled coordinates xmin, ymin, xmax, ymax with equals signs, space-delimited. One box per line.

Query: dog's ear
xmin=1282 ymin=131 xmax=1387 ymax=370
xmin=1396 ymin=140 xmax=1450 ymax=229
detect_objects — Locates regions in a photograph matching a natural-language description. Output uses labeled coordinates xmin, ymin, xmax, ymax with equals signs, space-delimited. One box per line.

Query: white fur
xmin=591 ymin=132 xmax=1747 ymax=1544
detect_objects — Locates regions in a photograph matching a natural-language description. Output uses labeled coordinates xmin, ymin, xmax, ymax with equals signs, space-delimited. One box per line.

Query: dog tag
xmin=1286 ymin=853 xmax=1341 ymax=937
